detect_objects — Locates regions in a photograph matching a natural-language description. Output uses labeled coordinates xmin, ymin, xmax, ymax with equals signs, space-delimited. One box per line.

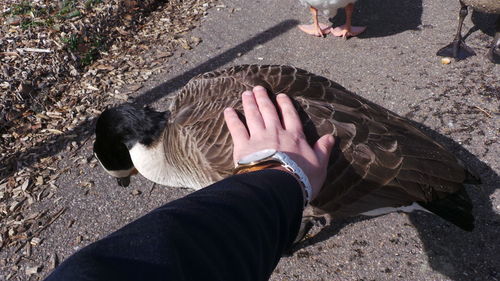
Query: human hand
xmin=223 ymin=86 xmax=335 ymax=200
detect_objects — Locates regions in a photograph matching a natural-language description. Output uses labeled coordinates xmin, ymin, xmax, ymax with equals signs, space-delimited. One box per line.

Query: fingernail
xmin=254 ymin=85 xmax=265 ymax=92
xmin=328 ymin=135 xmax=335 ymax=144
xmin=243 ymin=91 xmax=253 ymax=96
xmin=277 ymin=93 xmax=286 ymax=98
xmin=224 ymin=107 xmax=233 ymax=113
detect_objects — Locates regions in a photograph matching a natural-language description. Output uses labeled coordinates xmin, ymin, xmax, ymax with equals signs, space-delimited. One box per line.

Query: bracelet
xmin=233 ymin=149 xmax=312 ymax=206
xmin=274 ymin=152 xmax=312 ymax=206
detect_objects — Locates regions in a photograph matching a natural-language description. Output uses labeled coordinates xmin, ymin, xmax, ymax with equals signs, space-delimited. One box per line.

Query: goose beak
xmin=117 ymin=176 xmax=131 ymax=187
xmin=115 ymin=168 xmax=138 ymax=187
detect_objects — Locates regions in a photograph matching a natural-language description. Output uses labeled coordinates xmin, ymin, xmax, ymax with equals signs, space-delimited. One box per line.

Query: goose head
xmin=93 ymin=104 xmax=168 ymax=187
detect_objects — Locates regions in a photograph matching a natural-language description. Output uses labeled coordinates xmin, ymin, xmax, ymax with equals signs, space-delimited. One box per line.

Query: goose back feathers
xmin=94 ymin=65 xmax=478 ymax=231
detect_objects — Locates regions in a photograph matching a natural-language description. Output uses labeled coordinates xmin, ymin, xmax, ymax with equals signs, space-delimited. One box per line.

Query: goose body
xmin=94 ymin=65 xmax=477 ymax=231
xmin=300 ymin=0 xmax=355 ymax=17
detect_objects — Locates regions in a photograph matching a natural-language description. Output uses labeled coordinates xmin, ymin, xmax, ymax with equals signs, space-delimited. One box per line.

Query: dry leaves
xmin=1 ymin=0 xmax=215 ymax=279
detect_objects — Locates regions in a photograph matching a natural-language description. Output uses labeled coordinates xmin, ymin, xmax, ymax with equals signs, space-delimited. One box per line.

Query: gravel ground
xmin=1 ymin=0 xmax=499 ymax=280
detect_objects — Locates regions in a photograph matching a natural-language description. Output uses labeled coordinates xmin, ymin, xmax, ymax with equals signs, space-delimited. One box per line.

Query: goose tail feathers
xmin=418 ymin=187 xmax=474 ymax=231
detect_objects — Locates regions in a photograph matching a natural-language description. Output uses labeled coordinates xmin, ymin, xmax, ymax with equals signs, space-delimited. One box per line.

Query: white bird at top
xmin=298 ymin=0 xmax=366 ymax=38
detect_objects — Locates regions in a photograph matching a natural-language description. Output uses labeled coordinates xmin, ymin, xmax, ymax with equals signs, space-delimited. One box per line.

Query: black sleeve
xmin=44 ymin=169 xmax=304 ymax=281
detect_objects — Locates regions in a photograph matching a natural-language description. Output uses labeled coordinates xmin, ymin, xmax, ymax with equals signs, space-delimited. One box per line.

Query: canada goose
xmin=94 ymin=65 xmax=478 ymax=233
xmin=437 ymin=0 xmax=500 ymax=63
xmin=298 ymin=0 xmax=366 ymax=38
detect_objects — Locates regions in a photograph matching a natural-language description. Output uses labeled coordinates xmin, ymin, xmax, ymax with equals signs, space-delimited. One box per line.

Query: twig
xmin=474 ymin=106 xmax=492 ymax=118
xmin=17 ymin=48 xmax=53 ymax=53
xmin=70 ymin=133 xmax=93 ymax=157
xmin=20 ymin=256 xmax=36 ymax=262
xmin=148 ymin=182 xmax=156 ymax=196
xmin=37 ymin=207 xmax=67 ymax=234
xmin=14 ymin=207 xmax=67 ymax=253
xmin=0 ymin=51 xmax=19 ymax=57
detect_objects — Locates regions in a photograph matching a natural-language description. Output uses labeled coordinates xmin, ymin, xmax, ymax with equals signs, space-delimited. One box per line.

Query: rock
xmin=25 ymin=265 xmax=42 ymax=275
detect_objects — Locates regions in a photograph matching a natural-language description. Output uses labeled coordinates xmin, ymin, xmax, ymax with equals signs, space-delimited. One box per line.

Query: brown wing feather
xmin=169 ymin=65 xmax=474 ymax=221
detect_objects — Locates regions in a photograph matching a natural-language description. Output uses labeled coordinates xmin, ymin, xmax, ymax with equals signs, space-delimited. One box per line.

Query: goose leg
xmin=293 ymin=213 xmax=331 ymax=245
xmin=331 ymin=3 xmax=366 ymax=38
xmin=486 ymin=16 xmax=500 ymax=64
xmin=293 ymin=216 xmax=316 ymax=244
xmin=298 ymin=6 xmax=332 ymax=37
xmin=437 ymin=1 xmax=476 ymax=60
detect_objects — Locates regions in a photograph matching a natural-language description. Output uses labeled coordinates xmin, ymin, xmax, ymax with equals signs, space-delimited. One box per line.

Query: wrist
xmin=233 ymin=149 xmax=312 ymax=206
xmin=233 ymin=161 xmax=282 ymax=175
xmin=236 ymin=165 xmax=309 ymax=207
xmin=269 ymin=166 xmax=309 ymax=205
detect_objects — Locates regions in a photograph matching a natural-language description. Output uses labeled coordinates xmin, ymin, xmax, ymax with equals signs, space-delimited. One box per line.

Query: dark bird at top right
xmin=437 ymin=0 xmax=500 ymax=63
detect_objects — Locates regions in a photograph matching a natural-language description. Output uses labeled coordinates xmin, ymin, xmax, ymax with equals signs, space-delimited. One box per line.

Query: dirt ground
xmin=1 ymin=0 xmax=499 ymax=280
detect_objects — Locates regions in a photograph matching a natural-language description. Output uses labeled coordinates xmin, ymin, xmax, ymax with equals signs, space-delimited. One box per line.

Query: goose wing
xmin=165 ymin=71 xmax=254 ymax=183
xmin=173 ymin=65 xmax=475 ymax=229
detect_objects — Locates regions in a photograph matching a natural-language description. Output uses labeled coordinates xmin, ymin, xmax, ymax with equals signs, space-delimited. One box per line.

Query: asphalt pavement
xmin=10 ymin=0 xmax=500 ymax=280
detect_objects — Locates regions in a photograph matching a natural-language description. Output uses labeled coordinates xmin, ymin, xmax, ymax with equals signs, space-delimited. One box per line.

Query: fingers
xmin=276 ymin=94 xmax=303 ymax=132
xmin=242 ymin=90 xmax=265 ymax=133
xmin=253 ymin=86 xmax=281 ymax=129
xmin=224 ymin=107 xmax=249 ymax=144
xmin=313 ymin=134 xmax=335 ymax=167
xmin=235 ymin=87 xmax=310 ymax=145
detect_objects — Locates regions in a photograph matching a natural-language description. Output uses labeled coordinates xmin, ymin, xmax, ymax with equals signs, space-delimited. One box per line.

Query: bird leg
xmin=486 ymin=15 xmax=500 ymax=64
xmin=331 ymin=3 xmax=366 ymax=38
xmin=298 ymin=6 xmax=331 ymax=37
xmin=436 ymin=1 xmax=476 ymax=60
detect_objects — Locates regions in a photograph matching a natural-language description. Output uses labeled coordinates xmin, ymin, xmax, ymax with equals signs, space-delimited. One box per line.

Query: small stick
xmin=14 ymin=208 xmax=66 ymax=253
xmin=474 ymin=106 xmax=492 ymax=118
xmin=70 ymin=133 xmax=93 ymax=157
xmin=17 ymin=48 xmax=52 ymax=53
xmin=0 ymin=51 xmax=19 ymax=57
xmin=149 ymin=182 xmax=156 ymax=196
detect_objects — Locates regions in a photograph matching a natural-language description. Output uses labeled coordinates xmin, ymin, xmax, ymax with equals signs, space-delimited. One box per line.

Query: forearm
xmin=44 ymin=169 xmax=304 ymax=281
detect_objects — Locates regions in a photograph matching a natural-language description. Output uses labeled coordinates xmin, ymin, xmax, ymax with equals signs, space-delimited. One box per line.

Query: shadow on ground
xmin=6 ymin=14 xmax=498 ymax=281
xmin=328 ymin=0 xmax=423 ymax=38
xmin=1 ymin=20 xmax=299 ymax=180
xmin=291 ymin=122 xmax=500 ymax=281
xmin=133 ymin=19 xmax=300 ymax=106
xmin=408 ymin=123 xmax=500 ymax=281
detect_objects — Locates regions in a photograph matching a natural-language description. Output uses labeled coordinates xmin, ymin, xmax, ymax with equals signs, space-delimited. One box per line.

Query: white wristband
xmin=271 ymin=152 xmax=312 ymax=206
xmin=234 ymin=149 xmax=313 ymax=206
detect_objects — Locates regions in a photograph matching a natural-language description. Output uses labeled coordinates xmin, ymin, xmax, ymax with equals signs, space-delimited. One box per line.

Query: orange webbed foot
xmin=331 ymin=25 xmax=366 ymax=38
xmin=298 ymin=23 xmax=332 ymax=37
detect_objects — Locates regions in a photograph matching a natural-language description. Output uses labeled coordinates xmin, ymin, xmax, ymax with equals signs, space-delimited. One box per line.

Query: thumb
xmin=313 ymin=134 xmax=335 ymax=166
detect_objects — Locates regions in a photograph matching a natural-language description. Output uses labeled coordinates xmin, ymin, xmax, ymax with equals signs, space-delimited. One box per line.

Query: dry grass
xmin=0 ymin=0 xmax=214 ymax=279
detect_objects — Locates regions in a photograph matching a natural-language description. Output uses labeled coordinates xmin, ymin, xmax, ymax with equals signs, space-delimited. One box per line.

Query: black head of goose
xmin=93 ymin=65 xmax=479 ymax=232
xmin=437 ymin=0 xmax=500 ymax=63
xmin=94 ymin=105 xmax=168 ymax=187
